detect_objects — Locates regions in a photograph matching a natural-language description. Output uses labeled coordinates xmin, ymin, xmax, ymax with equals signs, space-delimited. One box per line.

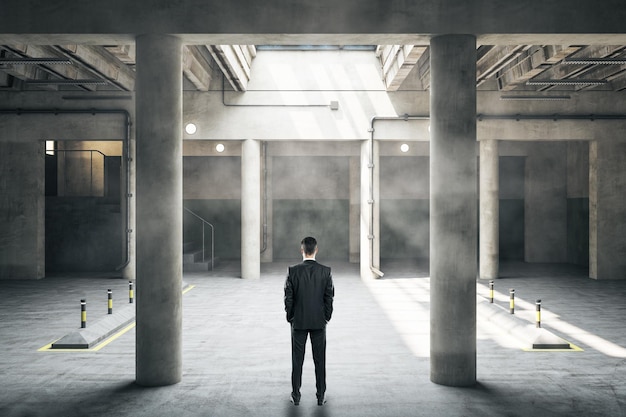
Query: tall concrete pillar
xmin=242 ymin=139 xmax=261 ymax=279
xmin=590 ymin=138 xmax=626 ymax=279
xmin=360 ymin=139 xmax=381 ymax=279
xmin=429 ymin=34 xmax=477 ymax=387
xmin=479 ymin=139 xmax=499 ymax=280
xmin=135 ymin=34 xmax=183 ymax=387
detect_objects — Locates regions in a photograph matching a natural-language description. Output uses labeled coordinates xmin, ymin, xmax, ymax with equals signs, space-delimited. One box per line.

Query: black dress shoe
xmin=317 ymin=395 xmax=326 ymax=406
xmin=290 ymin=393 xmax=300 ymax=406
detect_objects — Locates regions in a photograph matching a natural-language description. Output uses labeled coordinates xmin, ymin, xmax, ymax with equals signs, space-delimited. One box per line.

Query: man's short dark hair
xmin=301 ymin=236 xmax=317 ymax=255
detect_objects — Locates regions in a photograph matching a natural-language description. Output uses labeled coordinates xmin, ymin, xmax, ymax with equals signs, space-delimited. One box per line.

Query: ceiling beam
xmin=476 ymin=45 xmax=530 ymax=86
xmin=55 ymin=45 xmax=135 ymax=91
xmin=183 ymin=46 xmax=213 ymax=91
xmin=378 ymin=45 xmax=427 ymax=91
xmin=534 ymin=45 xmax=626 ymax=91
xmin=208 ymin=45 xmax=254 ymax=92
xmin=1 ymin=44 xmax=97 ymax=90
xmin=496 ymin=45 xmax=582 ymax=91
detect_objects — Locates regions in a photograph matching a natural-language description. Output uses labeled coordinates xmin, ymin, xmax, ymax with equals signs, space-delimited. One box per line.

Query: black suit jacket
xmin=284 ymin=260 xmax=334 ymax=330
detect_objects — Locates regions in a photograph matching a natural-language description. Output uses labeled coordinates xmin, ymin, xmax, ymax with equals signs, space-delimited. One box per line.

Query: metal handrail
xmin=53 ymin=149 xmax=107 ymax=197
xmin=183 ymin=207 xmax=215 ymax=271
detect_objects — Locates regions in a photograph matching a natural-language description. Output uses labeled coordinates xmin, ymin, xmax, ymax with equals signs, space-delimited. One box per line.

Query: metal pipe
xmin=261 ymin=141 xmax=268 ymax=254
xmin=368 ymin=114 xmax=429 ymax=278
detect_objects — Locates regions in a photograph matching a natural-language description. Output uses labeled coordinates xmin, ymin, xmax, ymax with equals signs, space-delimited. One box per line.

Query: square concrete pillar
xmin=590 ymin=139 xmax=626 ymax=279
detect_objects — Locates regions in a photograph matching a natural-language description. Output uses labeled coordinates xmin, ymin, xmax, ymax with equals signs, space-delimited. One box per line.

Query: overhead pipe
xmin=0 ymin=108 xmax=133 ymax=274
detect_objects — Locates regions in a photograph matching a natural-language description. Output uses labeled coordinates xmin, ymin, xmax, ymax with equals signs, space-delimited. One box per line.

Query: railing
xmin=183 ymin=207 xmax=215 ymax=271
xmin=52 ymin=149 xmax=107 ymax=197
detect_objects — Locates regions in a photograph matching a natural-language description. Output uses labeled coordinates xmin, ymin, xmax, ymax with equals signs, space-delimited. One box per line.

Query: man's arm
xmin=324 ymin=269 xmax=334 ymax=323
xmin=284 ymin=270 xmax=294 ymax=323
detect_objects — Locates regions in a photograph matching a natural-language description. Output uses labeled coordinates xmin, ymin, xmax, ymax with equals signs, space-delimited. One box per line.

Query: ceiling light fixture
xmin=185 ymin=123 xmax=197 ymax=135
xmin=500 ymin=95 xmax=571 ymax=101
xmin=215 ymin=143 xmax=225 ymax=153
xmin=0 ymin=58 xmax=72 ymax=65
xmin=562 ymin=58 xmax=626 ymax=65
xmin=400 ymin=144 xmax=410 ymax=153
xmin=27 ymin=79 xmax=108 ymax=86
xmin=526 ymin=79 xmax=607 ymax=86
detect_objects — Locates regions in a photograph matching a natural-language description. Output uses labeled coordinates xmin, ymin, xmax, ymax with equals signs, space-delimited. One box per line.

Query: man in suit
xmin=284 ymin=236 xmax=334 ymax=406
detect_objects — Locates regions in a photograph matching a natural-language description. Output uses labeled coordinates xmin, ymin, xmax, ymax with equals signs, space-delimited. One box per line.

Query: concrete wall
xmin=380 ymin=156 xmax=429 ymax=259
xmin=183 ymin=156 xmax=242 ymax=259
xmin=45 ymin=198 xmax=122 ymax=272
xmin=525 ymin=142 xmax=568 ymax=263
xmin=0 ymin=142 xmax=45 ymax=279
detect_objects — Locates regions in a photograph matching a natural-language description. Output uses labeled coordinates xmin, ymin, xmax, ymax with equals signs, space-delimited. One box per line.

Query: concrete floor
xmin=1 ymin=261 xmax=626 ymax=417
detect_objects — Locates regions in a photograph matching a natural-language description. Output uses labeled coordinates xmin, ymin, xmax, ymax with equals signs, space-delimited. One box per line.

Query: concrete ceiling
xmin=2 ymin=42 xmax=626 ymax=94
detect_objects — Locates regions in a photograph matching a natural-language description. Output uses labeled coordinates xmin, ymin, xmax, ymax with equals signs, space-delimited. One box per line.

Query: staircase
xmin=183 ymin=241 xmax=215 ymax=272
xmin=183 ymin=207 xmax=215 ymax=272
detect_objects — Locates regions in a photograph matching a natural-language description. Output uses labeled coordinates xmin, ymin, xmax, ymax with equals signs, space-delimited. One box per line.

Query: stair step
xmin=183 ymin=261 xmax=213 ymax=272
xmin=183 ymin=249 xmax=206 ymax=263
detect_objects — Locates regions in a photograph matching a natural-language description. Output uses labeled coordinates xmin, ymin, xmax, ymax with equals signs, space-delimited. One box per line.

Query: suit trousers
xmin=291 ymin=326 xmax=326 ymax=398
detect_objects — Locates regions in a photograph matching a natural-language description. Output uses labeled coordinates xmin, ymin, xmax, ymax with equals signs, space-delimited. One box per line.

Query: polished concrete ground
xmin=1 ymin=261 xmax=626 ymax=417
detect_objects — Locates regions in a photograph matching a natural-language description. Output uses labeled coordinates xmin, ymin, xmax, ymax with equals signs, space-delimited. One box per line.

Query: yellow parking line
xmin=39 ymin=285 xmax=196 ymax=352
xmin=38 ymin=322 xmax=136 ymax=352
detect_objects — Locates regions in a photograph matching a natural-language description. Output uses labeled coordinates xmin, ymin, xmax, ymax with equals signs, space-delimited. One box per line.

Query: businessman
xmin=284 ymin=236 xmax=334 ymax=406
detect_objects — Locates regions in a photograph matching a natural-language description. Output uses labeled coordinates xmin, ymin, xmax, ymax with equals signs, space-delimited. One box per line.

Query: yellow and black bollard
xmin=108 ymin=289 xmax=113 ymax=314
xmin=536 ymin=299 xmax=542 ymax=328
xmin=509 ymin=289 xmax=515 ymax=314
xmin=489 ymin=280 xmax=494 ymax=303
xmin=81 ymin=299 xmax=87 ymax=328
xmin=129 ymin=281 xmax=134 ymax=304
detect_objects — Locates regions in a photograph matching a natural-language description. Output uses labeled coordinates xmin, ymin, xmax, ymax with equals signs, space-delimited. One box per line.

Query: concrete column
xmin=590 ymin=138 xmax=626 ymax=279
xmin=360 ymin=139 xmax=381 ymax=279
xmin=241 ymin=139 xmax=261 ymax=279
xmin=135 ymin=34 xmax=183 ymax=387
xmin=429 ymin=34 xmax=477 ymax=387
xmin=479 ymin=139 xmax=499 ymax=280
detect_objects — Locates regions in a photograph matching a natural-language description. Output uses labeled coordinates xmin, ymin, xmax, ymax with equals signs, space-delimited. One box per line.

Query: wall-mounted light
xmin=215 ymin=143 xmax=225 ymax=153
xmin=400 ymin=143 xmax=410 ymax=153
xmin=185 ymin=123 xmax=197 ymax=135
